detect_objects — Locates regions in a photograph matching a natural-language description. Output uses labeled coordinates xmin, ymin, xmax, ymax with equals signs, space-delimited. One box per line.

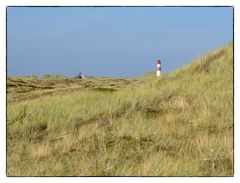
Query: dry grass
xmin=7 ymin=43 xmax=233 ymax=176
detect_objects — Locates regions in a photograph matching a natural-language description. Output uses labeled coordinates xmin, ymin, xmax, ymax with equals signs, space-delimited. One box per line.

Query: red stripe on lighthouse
xmin=157 ymin=59 xmax=161 ymax=71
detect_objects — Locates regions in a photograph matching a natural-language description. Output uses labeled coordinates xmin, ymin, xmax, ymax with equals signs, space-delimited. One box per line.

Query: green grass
xmin=7 ymin=43 xmax=233 ymax=176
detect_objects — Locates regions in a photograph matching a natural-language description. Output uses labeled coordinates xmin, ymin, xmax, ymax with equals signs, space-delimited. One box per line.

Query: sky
xmin=7 ymin=7 xmax=233 ymax=77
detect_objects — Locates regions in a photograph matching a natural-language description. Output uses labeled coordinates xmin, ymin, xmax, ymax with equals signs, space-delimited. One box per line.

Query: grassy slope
xmin=7 ymin=43 xmax=233 ymax=176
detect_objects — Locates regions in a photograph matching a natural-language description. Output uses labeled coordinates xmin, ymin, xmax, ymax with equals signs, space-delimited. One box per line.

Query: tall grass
xmin=7 ymin=43 xmax=233 ymax=176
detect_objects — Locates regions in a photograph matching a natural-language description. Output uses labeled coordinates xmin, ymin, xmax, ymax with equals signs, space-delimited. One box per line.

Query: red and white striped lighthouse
xmin=156 ymin=59 xmax=161 ymax=77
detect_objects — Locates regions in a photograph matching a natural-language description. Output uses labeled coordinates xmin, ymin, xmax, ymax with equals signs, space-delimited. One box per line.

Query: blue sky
xmin=7 ymin=7 xmax=233 ymax=77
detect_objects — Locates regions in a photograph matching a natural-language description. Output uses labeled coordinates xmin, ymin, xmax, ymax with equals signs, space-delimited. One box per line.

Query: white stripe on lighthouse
xmin=157 ymin=64 xmax=160 ymax=68
xmin=157 ymin=70 xmax=161 ymax=77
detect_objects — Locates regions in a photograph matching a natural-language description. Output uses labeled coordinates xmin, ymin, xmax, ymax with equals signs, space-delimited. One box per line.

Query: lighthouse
xmin=156 ymin=59 xmax=161 ymax=77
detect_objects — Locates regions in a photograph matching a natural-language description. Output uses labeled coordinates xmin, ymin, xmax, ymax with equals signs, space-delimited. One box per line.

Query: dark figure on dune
xmin=74 ymin=72 xmax=86 ymax=79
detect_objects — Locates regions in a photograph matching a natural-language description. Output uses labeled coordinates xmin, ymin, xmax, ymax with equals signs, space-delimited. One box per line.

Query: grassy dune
xmin=7 ymin=43 xmax=233 ymax=176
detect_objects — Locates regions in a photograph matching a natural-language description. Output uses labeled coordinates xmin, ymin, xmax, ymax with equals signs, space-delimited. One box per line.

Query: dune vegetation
xmin=7 ymin=43 xmax=233 ymax=176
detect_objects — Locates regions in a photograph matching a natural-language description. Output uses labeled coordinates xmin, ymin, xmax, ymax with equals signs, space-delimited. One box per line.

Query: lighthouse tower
xmin=156 ymin=59 xmax=161 ymax=77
